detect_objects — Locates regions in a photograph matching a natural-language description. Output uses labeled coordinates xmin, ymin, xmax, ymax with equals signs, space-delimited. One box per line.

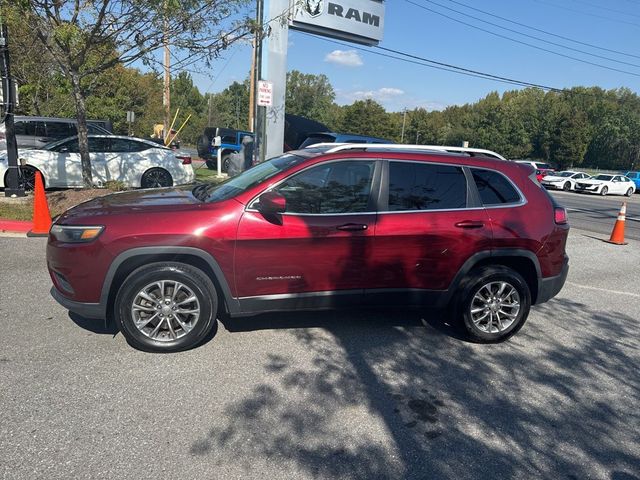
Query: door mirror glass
xmin=257 ymin=191 xmax=286 ymax=214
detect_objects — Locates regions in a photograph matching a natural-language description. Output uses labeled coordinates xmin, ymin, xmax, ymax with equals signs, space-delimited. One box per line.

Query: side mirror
xmin=257 ymin=191 xmax=286 ymax=214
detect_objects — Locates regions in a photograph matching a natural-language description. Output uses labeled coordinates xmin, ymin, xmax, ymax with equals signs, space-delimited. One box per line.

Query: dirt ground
xmin=0 ymin=189 xmax=110 ymax=221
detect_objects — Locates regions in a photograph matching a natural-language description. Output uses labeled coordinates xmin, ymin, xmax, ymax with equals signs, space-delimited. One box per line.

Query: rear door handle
xmin=455 ymin=220 xmax=485 ymax=229
xmin=336 ymin=223 xmax=368 ymax=231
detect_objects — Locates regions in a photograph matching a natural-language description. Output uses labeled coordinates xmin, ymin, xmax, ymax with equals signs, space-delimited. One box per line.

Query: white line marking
xmin=566 ymin=207 xmax=640 ymax=222
xmin=565 ymin=281 xmax=640 ymax=298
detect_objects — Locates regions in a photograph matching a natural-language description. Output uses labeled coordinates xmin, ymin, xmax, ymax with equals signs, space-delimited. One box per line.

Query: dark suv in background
xmin=47 ymin=144 xmax=569 ymax=352
xmin=0 ymin=116 xmax=112 ymax=150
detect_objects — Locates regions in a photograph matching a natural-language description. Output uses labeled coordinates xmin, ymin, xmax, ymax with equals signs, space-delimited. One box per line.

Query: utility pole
xmin=162 ymin=3 xmax=171 ymax=142
xmin=416 ymin=131 xmax=420 ymax=144
xmin=0 ymin=22 xmax=24 ymax=197
xmin=252 ymin=0 xmax=264 ymax=162
xmin=207 ymin=94 xmax=212 ymax=127
xmin=248 ymin=36 xmax=256 ymax=132
xmin=401 ymin=109 xmax=407 ymax=143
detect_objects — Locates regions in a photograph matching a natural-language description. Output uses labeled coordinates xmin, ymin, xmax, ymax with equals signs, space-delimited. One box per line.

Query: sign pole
xmin=0 ymin=22 xmax=24 ymax=198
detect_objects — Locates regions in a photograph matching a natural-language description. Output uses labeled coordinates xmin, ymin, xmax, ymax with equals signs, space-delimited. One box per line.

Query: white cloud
xmin=324 ymin=49 xmax=364 ymax=67
xmin=346 ymin=87 xmax=405 ymax=102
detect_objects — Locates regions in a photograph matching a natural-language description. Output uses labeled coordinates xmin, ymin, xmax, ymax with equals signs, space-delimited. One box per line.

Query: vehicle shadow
xmin=69 ymin=312 xmax=118 ymax=336
xmin=191 ymin=296 xmax=640 ymax=479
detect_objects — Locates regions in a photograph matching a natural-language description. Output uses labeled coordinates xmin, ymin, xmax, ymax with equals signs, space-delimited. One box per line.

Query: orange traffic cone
xmin=604 ymin=202 xmax=627 ymax=245
xmin=27 ymin=171 xmax=52 ymax=237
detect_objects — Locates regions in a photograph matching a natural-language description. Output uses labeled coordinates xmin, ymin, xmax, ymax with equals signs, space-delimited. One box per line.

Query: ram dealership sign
xmin=290 ymin=0 xmax=386 ymax=45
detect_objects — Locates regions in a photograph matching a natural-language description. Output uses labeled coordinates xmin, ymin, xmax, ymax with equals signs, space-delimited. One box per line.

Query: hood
xmin=542 ymin=175 xmax=568 ymax=182
xmin=58 ymin=185 xmax=203 ymax=222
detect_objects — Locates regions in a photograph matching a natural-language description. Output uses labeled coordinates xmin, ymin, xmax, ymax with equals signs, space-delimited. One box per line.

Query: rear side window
xmin=45 ymin=121 xmax=74 ymax=139
xmin=472 ymin=169 xmax=521 ymax=206
xmin=388 ymin=162 xmax=467 ymax=211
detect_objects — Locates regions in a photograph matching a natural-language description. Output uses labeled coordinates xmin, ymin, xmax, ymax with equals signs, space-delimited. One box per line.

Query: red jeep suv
xmin=47 ymin=145 xmax=569 ymax=352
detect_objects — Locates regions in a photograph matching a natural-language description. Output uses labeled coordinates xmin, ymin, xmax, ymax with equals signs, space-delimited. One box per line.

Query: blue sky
xmin=190 ymin=0 xmax=640 ymax=112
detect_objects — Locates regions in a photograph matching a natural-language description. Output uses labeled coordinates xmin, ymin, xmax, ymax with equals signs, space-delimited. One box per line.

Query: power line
xmin=565 ymin=0 xmax=640 ymax=20
xmin=421 ymin=0 xmax=640 ymax=69
xmin=299 ymin=32 xmax=563 ymax=92
xmin=441 ymin=0 xmax=640 ymax=61
xmin=531 ymin=0 xmax=640 ymax=29
xmin=407 ymin=0 xmax=640 ymax=78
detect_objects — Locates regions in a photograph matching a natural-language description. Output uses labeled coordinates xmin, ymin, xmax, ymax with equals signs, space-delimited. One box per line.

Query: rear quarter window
xmin=472 ymin=169 xmax=521 ymax=206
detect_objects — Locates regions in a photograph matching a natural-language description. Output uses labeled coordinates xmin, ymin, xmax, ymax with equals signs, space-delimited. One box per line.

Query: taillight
xmin=176 ymin=155 xmax=192 ymax=165
xmin=554 ymin=207 xmax=568 ymax=225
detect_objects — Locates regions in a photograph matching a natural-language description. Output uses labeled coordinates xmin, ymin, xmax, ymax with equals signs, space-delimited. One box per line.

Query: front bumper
xmin=536 ymin=257 xmax=569 ymax=304
xmin=51 ymin=287 xmax=105 ymax=319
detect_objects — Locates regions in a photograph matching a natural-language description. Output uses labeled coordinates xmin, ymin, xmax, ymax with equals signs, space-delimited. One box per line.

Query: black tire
xmin=626 ymin=187 xmax=634 ymax=197
xmin=141 ymin=168 xmax=173 ymax=188
xmin=563 ymin=181 xmax=571 ymax=191
xmin=114 ymin=262 xmax=218 ymax=352
xmin=600 ymin=186 xmax=608 ymax=196
xmin=222 ymin=153 xmax=232 ymax=173
xmin=197 ymin=134 xmax=212 ymax=159
xmin=5 ymin=165 xmax=40 ymax=192
xmin=455 ymin=266 xmax=531 ymax=343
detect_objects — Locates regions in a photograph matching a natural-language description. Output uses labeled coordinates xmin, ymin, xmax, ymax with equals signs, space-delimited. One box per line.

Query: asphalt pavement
xmin=549 ymin=189 xmax=640 ymax=241
xmin=1 ymin=230 xmax=639 ymax=480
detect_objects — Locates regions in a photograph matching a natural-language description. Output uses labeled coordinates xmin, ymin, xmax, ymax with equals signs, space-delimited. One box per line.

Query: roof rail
xmin=309 ymin=143 xmax=507 ymax=160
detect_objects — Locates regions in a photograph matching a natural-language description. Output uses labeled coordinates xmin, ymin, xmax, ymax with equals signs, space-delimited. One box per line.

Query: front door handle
xmin=455 ymin=220 xmax=485 ymax=229
xmin=336 ymin=223 xmax=368 ymax=231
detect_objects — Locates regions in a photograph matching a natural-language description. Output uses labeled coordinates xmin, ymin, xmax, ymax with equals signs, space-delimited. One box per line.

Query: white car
xmin=0 ymin=135 xmax=195 ymax=190
xmin=575 ymin=174 xmax=636 ymax=196
xmin=541 ymin=171 xmax=591 ymax=191
xmin=514 ymin=160 xmax=554 ymax=171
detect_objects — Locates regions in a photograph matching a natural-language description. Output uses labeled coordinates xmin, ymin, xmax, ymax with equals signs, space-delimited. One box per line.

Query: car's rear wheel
xmin=114 ymin=262 xmax=218 ymax=352
xmin=222 ymin=153 xmax=231 ymax=173
xmin=600 ymin=186 xmax=608 ymax=196
xmin=626 ymin=187 xmax=634 ymax=197
xmin=141 ymin=168 xmax=173 ymax=188
xmin=563 ymin=181 xmax=571 ymax=191
xmin=456 ymin=266 xmax=531 ymax=343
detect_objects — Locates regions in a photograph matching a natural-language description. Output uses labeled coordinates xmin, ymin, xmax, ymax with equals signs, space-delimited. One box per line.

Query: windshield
xmin=556 ymin=171 xmax=574 ymax=177
xmin=194 ymin=153 xmax=307 ymax=202
xmin=594 ymin=175 xmax=613 ymax=181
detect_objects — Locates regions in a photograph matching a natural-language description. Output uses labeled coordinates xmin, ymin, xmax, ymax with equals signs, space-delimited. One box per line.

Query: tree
xmin=8 ymin=0 xmax=250 ymax=187
xmin=285 ymin=70 xmax=336 ymax=127
xmin=340 ymin=99 xmax=394 ymax=140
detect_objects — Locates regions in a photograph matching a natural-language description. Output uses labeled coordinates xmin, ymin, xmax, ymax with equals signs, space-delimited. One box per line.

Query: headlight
xmin=50 ymin=225 xmax=104 ymax=243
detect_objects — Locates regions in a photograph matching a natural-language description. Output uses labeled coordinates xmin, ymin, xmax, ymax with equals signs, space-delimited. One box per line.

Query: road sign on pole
xmin=257 ymin=81 xmax=273 ymax=107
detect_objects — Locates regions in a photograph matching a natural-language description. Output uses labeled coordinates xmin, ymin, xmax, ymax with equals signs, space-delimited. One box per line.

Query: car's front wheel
xmin=114 ymin=262 xmax=218 ymax=352
xmin=141 ymin=168 xmax=173 ymax=188
xmin=600 ymin=186 xmax=608 ymax=196
xmin=563 ymin=181 xmax=571 ymax=191
xmin=456 ymin=266 xmax=531 ymax=343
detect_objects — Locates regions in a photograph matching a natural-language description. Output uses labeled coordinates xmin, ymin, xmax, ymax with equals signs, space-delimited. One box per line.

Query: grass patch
xmin=0 ymin=199 xmax=33 ymax=221
xmin=195 ymin=165 xmax=227 ymax=183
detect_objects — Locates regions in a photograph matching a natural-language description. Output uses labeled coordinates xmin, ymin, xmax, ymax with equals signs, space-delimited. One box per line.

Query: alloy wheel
xmin=469 ymin=281 xmax=521 ymax=334
xmin=130 ymin=280 xmax=201 ymax=342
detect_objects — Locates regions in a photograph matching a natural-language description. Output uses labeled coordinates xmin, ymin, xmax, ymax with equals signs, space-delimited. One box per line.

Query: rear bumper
xmin=51 ymin=287 xmax=105 ymax=320
xmin=535 ymin=257 xmax=569 ymax=304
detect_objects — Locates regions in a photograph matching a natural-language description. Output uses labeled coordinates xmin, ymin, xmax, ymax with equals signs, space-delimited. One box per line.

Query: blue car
xmin=623 ymin=171 xmax=640 ymax=191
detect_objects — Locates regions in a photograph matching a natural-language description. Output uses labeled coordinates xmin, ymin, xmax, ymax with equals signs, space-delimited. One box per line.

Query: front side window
xmin=388 ymin=162 xmax=467 ymax=211
xmin=472 ymin=169 xmax=521 ymax=206
xmin=276 ymin=160 xmax=375 ymax=214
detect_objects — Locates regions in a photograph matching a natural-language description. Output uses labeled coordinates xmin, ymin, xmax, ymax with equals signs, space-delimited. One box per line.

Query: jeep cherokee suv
xmin=47 ymin=144 xmax=569 ymax=352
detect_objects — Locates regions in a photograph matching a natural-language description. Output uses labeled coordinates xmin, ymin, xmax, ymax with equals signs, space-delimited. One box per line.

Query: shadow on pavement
xmin=191 ymin=297 xmax=640 ymax=479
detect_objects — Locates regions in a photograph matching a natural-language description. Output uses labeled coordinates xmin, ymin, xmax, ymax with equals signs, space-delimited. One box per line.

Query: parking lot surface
xmin=550 ymin=190 xmax=640 ymax=241
xmin=1 ymin=230 xmax=639 ymax=480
